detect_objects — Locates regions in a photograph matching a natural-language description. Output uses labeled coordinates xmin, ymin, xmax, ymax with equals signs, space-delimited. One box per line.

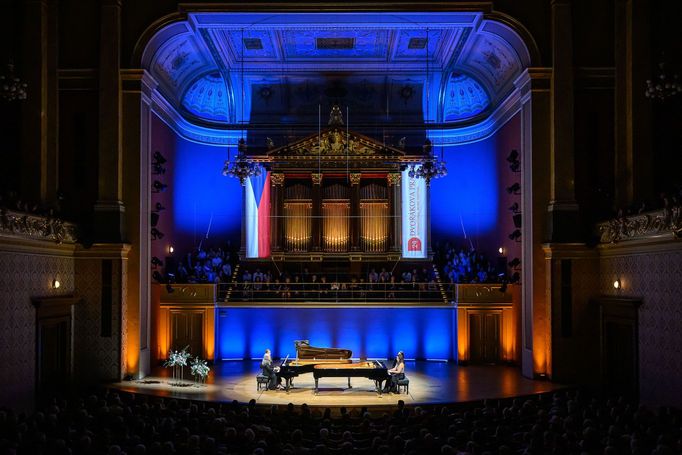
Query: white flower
xmin=190 ymin=357 xmax=210 ymax=378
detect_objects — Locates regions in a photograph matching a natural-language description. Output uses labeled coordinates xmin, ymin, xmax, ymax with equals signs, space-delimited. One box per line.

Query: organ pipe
xmin=322 ymin=201 xmax=350 ymax=252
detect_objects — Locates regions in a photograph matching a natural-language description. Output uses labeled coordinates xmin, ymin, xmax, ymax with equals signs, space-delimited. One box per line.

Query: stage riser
xmin=215 ymin=307 xmax=457 ymax=361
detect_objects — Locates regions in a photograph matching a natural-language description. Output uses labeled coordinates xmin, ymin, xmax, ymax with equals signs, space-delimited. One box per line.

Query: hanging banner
xmin=401 ymin=170 xmax=427 ymax=258
xmin=245 ymin=168 xmax=271 ymax=258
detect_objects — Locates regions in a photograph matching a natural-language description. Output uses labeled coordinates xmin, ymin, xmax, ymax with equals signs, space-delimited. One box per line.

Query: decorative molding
xmin=58 ymin=68 xmax=98 ymax=91
xmin=74 ymin=243 xmax=132 ymax=259
xmin=454 ymin=283 xmax=512 ymax=304
xmin=151 ymin=88 xmax=244 ymax=146
xmin=429 ymin=81 xmax=523 ymax=146
xmin=349 ymin=173 xmax=362 ymax=186
xmin=311 ymin=173 xmax=323 ymax=185
xmin=0 ymin=209 xmax=78 ymax=244
xmin=596 ymin=208 xmax=682 ymax=244
xmin=158 ymin=283 xmax=217 ymax=304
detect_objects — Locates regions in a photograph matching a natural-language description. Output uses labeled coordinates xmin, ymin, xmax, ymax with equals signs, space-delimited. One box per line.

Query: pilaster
xmin=350 ymin=173 xmax=361 ymax=251
xmin=548 ymin=0 xmax=579 ymax=241
xmin=95 ymin=0 xmax=125 ymax=242
xmin=311 ymin=173 xmax=322 ymax=251
xmin=270 ymin=173 xmax=285 ymax=251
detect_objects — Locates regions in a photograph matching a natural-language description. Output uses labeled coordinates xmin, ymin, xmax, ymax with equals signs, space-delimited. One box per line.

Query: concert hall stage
xmin=112 ymin=361 xmax=565 ymax=408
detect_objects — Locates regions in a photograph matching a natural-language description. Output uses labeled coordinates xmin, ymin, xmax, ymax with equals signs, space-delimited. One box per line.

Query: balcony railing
xmin=218 ymin=281 xmax=445 ymax=304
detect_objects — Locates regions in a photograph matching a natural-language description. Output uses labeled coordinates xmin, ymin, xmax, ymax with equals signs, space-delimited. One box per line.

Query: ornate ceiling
xmin=142 ymin=12 xmax=531 ymax=143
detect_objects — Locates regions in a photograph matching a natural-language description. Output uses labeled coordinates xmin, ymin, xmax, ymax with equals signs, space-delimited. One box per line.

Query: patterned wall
xmin=74 ymin=257 xmax=124 ymax=383
xmin=599 ymin=248 xmax=682 ymax=408
xmin=0 ymin=248 xmax=75 ymax=410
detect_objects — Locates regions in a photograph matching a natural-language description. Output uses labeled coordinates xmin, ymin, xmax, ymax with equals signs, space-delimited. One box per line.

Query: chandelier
xmin=222 ymin=138 xmax=261 ymax=186
xmin=0 ymin=62 xmax=27 ymax=102
xmin=645 ymin=62 xmax=681 ymax=101
xmin=408 ymin=139 xmax=447 ymax=186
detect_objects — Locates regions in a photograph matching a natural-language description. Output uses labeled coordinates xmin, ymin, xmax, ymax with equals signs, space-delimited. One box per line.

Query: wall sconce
xmin=498 ymin=246 xmax=505 ymax=255
xmin=52 ymin=279 xmax=61 ymax=289
xmin=169 ymin=245 xmax=174 ymax=254
xmin=613 ymin=279 xmax=621 ymax=289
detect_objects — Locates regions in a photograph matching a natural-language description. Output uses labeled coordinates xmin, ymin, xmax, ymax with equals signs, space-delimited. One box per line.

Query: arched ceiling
xmin=142 ymin=12 xmax=531 ymax=144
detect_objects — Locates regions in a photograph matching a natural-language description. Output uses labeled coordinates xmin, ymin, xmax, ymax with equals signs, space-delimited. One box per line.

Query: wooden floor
xmin=111 ymin=361 xmax=566 ymax=408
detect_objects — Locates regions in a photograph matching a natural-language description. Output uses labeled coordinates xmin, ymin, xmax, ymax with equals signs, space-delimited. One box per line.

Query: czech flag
xmin=245 ymin=169 xmax=271 ymax=258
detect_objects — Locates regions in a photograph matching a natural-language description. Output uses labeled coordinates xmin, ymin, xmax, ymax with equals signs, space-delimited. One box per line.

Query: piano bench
xmin=256 ymin=374 xmax=269 ymax=391
xmin=397 ymin=377 xmax=410 ymax=394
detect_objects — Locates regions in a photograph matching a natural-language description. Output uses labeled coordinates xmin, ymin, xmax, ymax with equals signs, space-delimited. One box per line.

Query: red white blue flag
xmin=245 ymin=169 xmax=271 ymax=258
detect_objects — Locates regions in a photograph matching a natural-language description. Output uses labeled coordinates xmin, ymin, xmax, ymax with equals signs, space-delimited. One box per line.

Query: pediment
xmin=267 ymin=128 xmax=405 ymax=158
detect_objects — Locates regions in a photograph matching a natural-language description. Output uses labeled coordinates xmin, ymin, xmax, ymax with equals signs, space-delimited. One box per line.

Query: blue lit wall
xmin=430 ymin=138 xmax=499 ymax=244
xmin=216 ymin=307 xmax=457 ymax=360
xmin=173 ymin=137 xmax=242 ymax=246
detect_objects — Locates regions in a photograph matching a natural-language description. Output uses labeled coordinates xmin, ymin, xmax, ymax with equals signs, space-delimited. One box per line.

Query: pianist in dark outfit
xmin=384 ymin=351 xmax=405 ymax=393
xmin=260 ymin=349 xmax=282 ymax=390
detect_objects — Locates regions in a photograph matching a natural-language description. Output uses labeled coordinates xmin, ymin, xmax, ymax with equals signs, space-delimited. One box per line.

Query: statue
xmin=328 ymin=104 xmax=344 ymax=126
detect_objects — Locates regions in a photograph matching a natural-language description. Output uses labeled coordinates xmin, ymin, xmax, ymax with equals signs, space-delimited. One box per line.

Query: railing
xmin=596 ymin=207 xmax=682 ymax=243
xmin=218 ymin=281 xmax=444 ymax=304
xmin=443 ymin=283 xmax=512 ymax=304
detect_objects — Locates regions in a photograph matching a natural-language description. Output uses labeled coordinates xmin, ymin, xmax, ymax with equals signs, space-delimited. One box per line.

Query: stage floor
xmin=112 ymin=361 xmax=565 ymax=407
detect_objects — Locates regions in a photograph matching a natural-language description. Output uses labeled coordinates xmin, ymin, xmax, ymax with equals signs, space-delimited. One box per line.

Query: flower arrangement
xmin=190 ymin=357 xmax=210 ymax=385
xmin=164 ymin=346 xmax=191 ymax=385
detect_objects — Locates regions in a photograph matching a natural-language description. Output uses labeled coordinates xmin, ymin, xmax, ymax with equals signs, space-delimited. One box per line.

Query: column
xmin=614 ymin=0 xmax=652 ymax=207
xmin=387 ymin=173 xmax=401 ymax=252
xmin=119 ymin=69 xmax=156 ymax=379
xmin=547 ymin=0 xmax=579 ymax=241
xmin=270 ymin=173 xmax=285 ymax=251
xmin=311 ymin=173 xmax=322 ymax=251
xmin=21 ymin=0 xmax=58 ymax=205
xmin=350 ymin=173 xmax=361 ymax=251
xmin=94 ymin=0 xmax=126 ymax=242
xmin=514 ymin=68 xmax=552 ymax=379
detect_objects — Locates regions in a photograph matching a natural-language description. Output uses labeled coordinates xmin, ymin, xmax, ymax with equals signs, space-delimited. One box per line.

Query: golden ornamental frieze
xmin=288 ymin=129 xmax=377 ymax=156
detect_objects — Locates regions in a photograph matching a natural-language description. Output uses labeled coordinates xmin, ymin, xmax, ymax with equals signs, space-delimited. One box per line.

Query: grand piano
xmin=313 ymin=360 xmax=389 ymax=395
xmin=277 ymin=341 xmax=389 ymax=395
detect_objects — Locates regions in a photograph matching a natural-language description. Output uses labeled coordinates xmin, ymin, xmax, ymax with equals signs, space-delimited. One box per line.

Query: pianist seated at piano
xmin=261 ymin=349 xmax=283 ymax=390
xmin=384 ymin=351 xmax=405 ymax=393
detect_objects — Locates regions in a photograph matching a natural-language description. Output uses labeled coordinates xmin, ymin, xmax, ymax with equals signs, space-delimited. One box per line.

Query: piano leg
xmin=314 ymin=378 xmax=319 ymax=395
xmin=347 ymin=377 xmax=352 ymax=389
xmin=375 ymin=380 xmax=383 ymax=397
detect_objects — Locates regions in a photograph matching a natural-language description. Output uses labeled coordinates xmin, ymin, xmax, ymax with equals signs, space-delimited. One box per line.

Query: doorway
xmin=469 ymin=312 xmax=501 ymax=363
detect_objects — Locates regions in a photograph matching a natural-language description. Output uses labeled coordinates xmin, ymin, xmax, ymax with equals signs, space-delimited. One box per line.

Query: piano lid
xmin=295 ymin=340 xmax=352 ymax=360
